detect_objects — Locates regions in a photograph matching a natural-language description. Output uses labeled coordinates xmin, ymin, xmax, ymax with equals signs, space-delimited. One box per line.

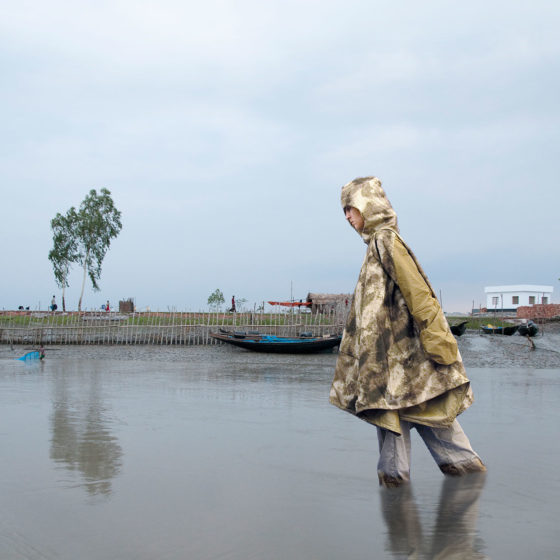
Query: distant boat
xmin=449 ymin=321 xmax=468 ymax=337
xmin=481 ymin=324 xmax=519 ymax=336
xmin=210 ymin=330 xmax=341 ymax=353
xmin=518 ymin=321 xmax=539 ymax=337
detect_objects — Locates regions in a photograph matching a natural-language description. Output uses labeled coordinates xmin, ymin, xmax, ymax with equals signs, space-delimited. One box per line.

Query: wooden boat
xmin=210 ymin=331 xmax=342 ymax=353
xmin=481 ymin=324 xmax=519 ymax=336
xmin=518 ymin=321 xmax=539 ymax=337
xmin=449 ymin=321 xmax=468 ymax=336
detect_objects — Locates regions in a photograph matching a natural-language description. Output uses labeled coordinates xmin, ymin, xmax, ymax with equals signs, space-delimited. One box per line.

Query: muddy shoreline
xmin=2 ymin=324 xmax=560 ymax=368
xmin=456 ymin=323 xmax=560 ymax=368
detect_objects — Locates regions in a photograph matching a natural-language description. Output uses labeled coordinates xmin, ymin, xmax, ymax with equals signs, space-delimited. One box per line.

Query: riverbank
xmin=0 ymin=310 xmax=344 ymax=345
xmin=457 ymin=325 xmax=560 ymax=368
xmin=2 ymin=324 xmax=560 ymax=368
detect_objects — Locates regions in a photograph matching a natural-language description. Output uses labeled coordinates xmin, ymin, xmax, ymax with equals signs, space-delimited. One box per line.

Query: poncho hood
xmin=341 ymin=176 xmax=399 ymax=243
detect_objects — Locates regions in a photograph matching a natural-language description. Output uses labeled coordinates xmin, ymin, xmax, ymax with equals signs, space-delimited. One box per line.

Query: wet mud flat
xmin=1 ymin=344 xmax=560 ymax=559
xmin=457 ymin=324 xmax=560 ymax=368
xmin=2 ymin=321 xmax=560 ymax=368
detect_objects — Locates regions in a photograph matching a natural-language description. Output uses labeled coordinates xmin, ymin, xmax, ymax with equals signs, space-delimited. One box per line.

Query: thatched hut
xmin=306 ymin=293 xmax=352 ymax=314
xmin=119 ymin=298 xmax=135 ymax=313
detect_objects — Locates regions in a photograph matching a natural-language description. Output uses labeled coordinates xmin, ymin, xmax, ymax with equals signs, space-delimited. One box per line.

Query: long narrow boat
xmin=481 ymin=324 xmax=519 ymax=336
xmin=210 ymin=331 xmax=342 ymax=353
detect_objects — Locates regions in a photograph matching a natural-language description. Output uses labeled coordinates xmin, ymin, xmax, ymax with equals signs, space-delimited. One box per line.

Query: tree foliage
xmin=48 ymin=188 xmax=122 ymax=311
xmin=75 ymin=189 xmax=122 ymax=311
xmin=207 ymin=289 xmax=225 ymax=311
xmin=48 ymin=208 xmax=79 ymax=312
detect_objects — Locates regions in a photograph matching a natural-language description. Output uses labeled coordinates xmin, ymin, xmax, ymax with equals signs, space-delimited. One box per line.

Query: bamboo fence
xmin=0 ymin=309 xmax=348 ymax=346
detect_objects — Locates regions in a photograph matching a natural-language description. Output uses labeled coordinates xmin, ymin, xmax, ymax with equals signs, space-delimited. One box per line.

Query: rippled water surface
xmin=1 ymin=346 xmax=559 ymax=559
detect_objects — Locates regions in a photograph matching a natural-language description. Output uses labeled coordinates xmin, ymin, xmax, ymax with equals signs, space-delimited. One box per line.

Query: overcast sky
xmin=2 ymin=1 xmax=559 ymax=312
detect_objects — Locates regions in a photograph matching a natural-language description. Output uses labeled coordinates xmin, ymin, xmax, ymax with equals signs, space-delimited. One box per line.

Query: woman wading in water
xmin=330 ymin=177 xmax=486 ymax=487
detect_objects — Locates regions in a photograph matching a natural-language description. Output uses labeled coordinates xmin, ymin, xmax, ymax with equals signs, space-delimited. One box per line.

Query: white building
xmin=484 ymin=285 xmax=553 ymax=312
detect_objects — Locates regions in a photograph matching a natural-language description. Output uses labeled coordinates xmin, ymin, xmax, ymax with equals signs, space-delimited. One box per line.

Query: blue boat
xmin=210 ymin=331 xmax=342 ymax=353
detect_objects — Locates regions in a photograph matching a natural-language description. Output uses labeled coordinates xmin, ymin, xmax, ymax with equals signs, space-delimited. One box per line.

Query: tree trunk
xmin=78 ymin=260 xmax=88 ymax=312
xmin=62 ymin=270 xmax=67 ymax=312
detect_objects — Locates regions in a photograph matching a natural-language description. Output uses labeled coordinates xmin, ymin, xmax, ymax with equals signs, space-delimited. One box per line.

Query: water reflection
xmin=50 ymin=366 xmax=122 ymax=496
xmin=381 ymin=473 xmax=487 ymax=559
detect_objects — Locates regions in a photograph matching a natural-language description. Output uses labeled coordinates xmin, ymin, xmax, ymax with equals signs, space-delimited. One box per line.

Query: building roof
xmin=484 ymin=285 xmax=553 ymax=293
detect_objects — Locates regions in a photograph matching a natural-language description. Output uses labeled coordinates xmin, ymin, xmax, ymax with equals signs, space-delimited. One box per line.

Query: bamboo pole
xmin=133 ymin=313 xmax=140 ymax=346
xmin=157 ymin=312 xmax=162 ymax=345
xmin=180 ymin=311 xmax=183 ymax=345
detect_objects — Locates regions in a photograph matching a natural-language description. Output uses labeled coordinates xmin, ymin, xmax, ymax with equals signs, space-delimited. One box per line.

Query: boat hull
xmin=518 ymin=323 xmax=539 ymax=337
xmin=210 ymin=333 xmax=341 ymax=353
xmin=481 ymin=325 xmax=518 ymax=336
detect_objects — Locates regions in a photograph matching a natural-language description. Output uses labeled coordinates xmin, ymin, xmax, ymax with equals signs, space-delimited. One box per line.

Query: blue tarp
xmin=18 ymin=351 xmax=40 ymax=361
xmin=259 ymin=335 xmax=318 ymax=343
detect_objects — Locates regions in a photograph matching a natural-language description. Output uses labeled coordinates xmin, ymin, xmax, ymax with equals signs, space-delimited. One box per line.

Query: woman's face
xmin=343 ymin=206 xmax=364 ymax=232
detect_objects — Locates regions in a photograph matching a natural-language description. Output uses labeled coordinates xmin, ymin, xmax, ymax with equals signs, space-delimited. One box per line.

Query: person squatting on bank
xmin=330 ymin=177 xmax=486 ymax=488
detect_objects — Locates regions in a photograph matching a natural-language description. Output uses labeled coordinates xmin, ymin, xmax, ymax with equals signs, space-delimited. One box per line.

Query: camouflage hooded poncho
xmin=330 ymin=177 xmax=473 ymax=435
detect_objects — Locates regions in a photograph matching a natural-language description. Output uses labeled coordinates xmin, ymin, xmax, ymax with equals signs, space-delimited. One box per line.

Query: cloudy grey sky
xmin=2 ymin=1 xmax=559 ymax=312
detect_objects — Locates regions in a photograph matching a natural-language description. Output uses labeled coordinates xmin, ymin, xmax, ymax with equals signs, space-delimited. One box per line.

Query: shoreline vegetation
xmin=0 ymin=309 xmax=346 ymax=346
xmin=0 ymin=309 xmax=556 ymax=347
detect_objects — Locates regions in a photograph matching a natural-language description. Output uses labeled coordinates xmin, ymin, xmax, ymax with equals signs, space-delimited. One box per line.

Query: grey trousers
xmin=377 ymin=419 xmax=482 ymax=481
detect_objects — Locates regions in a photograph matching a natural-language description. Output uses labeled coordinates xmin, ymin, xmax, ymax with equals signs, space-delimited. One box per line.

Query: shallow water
xmin=1 ymin=347 xmax=559 ymax=559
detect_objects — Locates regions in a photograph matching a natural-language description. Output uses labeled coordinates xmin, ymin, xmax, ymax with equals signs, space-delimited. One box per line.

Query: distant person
xmin=230 ymin=295 xmax=236 ymax=313
xmin=105 ymin=300 xmax=110 ymax=312
xmin=39 ymin=345 xmax=45 ymax=360
xmin=50 ymin=296 xmax=57 ymax=312
xmin=330 ymin=177 xmax=485 ymax=487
